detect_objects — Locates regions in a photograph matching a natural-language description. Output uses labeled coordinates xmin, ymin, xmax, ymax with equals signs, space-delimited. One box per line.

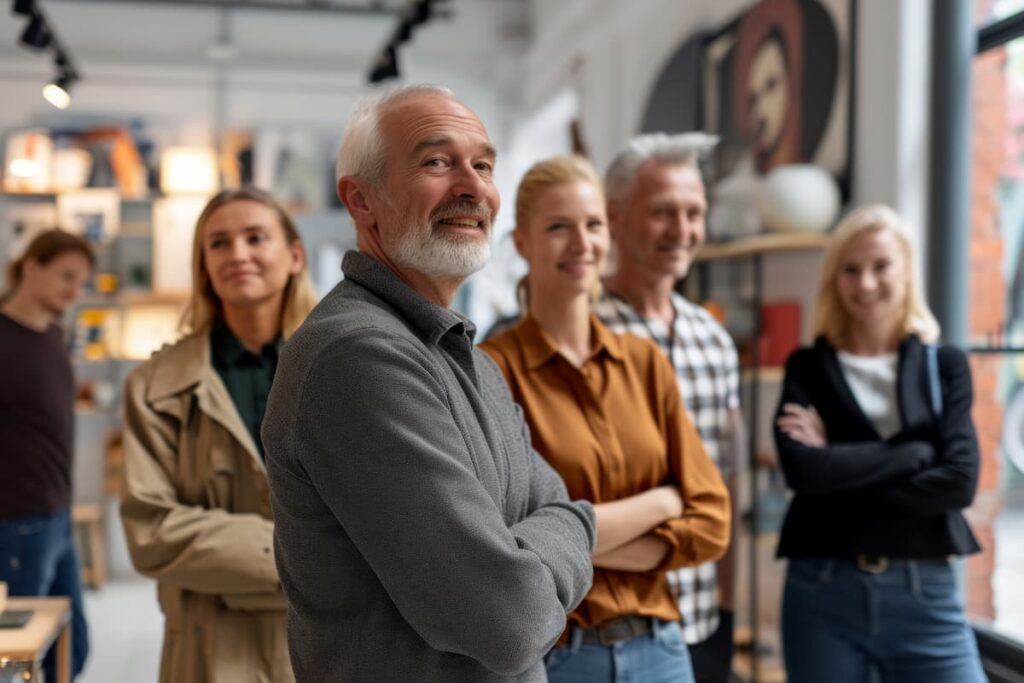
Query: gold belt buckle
xmin=856 ymin=555 xmax=889 ymax=573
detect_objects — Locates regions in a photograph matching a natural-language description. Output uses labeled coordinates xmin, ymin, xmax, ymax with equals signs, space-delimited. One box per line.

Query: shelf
xmin=73 ymin=357 xmax=145 ymax=365
xmin=696 ymin=232 xmax=830 ymax=262
xmin=119 ymin=291 xmax=189 ymax=305
xmin=77 ymin=291 xmax=189 ymax=307
xmin=1 ymin=191 xmax=159 ymax=202
xmin=741 ymin=366 xmax=785 ymax=382
xmin=74 ymin=407 xmax=117 ymax=417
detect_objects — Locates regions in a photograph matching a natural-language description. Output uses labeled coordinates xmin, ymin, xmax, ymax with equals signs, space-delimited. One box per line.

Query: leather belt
xmin=573 ymin=616 xmax=653 ymax=645
xmin=856 ymin=555 xmax=889 ymax=573
xmin=855 ymin=555 xmax=955 ymax=574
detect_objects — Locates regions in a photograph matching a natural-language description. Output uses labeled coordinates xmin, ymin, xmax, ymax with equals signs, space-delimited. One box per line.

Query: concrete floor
xmin=79 ymin=576 xmax=161 ymax=683
xmin=993 ymin=504 xmax=1024 ymax=642
xmin=69 ymin=505 xmax=1024 ymax=683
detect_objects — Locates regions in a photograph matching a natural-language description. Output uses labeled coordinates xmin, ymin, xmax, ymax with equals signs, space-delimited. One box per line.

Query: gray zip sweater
xmin=262 ymin=251 xmax=596 ymax=682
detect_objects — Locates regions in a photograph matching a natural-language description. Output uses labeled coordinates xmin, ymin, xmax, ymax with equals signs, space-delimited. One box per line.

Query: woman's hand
xmin=654 ymin=484 xmax=683 ymax=520
xmin=776 ymin=403 xmax=827 ymax=448
xmin=592 ymin=533 xmax=673 ymax=572
xmin=591 ymin=485 xmax=683 ymax=556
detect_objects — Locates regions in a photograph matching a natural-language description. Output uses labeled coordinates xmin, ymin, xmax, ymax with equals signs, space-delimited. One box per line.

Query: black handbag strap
xmin=926 ymin=344 xmax=943 ymax=418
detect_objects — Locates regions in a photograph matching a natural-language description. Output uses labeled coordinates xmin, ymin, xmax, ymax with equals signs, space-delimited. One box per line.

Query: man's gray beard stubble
xmin=389 ymin=209 xmax=492 ymax=280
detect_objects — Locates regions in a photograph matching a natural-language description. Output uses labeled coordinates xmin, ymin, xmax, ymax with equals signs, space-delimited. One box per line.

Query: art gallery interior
xmin=1 ymin=0 xmax=1024 ymax=680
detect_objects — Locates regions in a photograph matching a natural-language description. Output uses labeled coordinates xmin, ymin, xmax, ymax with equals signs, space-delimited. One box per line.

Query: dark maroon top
xmin=0 ymin=311 xmax=75 ymax=520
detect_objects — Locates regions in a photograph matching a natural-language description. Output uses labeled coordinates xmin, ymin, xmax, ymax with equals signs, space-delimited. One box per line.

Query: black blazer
xmin=774 ymin=335 xmax=981 ymax=559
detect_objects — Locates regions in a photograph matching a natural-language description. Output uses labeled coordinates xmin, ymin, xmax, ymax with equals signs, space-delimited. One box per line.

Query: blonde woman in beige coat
xmin=121 ymin=187 xmax=317 ymax=683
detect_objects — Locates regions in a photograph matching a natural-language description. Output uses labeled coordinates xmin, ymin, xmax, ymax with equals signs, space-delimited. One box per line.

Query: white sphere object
xmin=755 ymin=164 xmax=841 ymax=233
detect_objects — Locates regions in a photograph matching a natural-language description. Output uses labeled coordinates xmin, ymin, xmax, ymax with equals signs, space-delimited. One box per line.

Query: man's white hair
xmin=604 ymin=132 xmax=718 ymax=203
xmin=335 ymin=83 xmax=455 ymax=188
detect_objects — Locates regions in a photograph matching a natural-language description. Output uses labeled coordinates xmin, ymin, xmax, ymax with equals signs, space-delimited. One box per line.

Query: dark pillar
xmin=928 ymin=0 xmax=975 ymax=346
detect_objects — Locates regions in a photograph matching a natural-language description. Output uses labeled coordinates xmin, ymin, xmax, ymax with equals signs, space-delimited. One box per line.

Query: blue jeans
xmin=0 ymin=509 xmax=90 ymax=679
xmin=783 ymin=558 xmax=986 ymax=683
xmin=545 ymin=619 xmax=696 ymax=683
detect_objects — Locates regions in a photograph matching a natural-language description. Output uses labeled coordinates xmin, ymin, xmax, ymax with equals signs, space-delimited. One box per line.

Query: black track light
xmin=11 ymin=0 xmax=35 ymax=16
xmin=11 ymin=0 xmax=82 ymax=106
xmin=19 ymin=14 xmax=51 ymax=50
xmin=368 ymin=44 xmax=399 ymax=84
xmin=367 ymin=0 xmax=451 ymax=85
xmin=412 ymin=0 xmax=431 ymax=25
xmin=43 ymin=70 xmax=75 ymax=109
xmin=395 ymin=18 xmax=413 ymax=43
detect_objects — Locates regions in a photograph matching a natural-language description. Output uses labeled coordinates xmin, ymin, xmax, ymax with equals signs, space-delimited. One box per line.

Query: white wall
xmin=521 ymin=0 xmax=933 ymax=249
xmin=471 ymin=0 xmax=935 ymax=334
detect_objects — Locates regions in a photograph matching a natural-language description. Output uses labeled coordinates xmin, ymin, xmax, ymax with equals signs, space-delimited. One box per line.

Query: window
xmin=969 ymin=0 xmax=1024 ymax=644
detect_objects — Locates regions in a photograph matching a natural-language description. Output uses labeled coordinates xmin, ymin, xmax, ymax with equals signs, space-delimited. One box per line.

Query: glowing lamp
xmin=160 ymin=147 xmax=219 ymax=195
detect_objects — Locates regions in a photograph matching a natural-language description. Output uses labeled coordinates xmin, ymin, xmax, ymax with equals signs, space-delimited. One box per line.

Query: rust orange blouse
xmin=481 ymin=314 xmax=730 ymax=628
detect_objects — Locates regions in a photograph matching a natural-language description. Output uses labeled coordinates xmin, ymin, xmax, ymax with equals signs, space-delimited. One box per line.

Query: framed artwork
xmin=253 ymin=128 xmax=333 ymax=214
xmin=152 ymin=196 xmax=205 ymax=295
xmin=700 ymin=0 xmax=855 ymax=196
xmin=5 ymin=202 xmax=57 ymax=259
xmin=57 ymin=189 xmax=121 ymax=244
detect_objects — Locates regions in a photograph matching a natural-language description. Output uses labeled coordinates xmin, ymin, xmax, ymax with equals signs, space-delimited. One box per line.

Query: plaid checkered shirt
xmin=595 ymin=290 xmax=740 ymax=644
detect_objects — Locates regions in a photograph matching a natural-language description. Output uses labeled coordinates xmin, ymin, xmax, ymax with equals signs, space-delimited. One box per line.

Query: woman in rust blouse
xmin=481 ymin=156 xmax=730 ymax=683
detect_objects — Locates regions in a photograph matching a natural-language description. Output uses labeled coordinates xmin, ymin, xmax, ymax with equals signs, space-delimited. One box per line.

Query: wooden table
xmin=0 ymin=597 xmax=71 ymax=683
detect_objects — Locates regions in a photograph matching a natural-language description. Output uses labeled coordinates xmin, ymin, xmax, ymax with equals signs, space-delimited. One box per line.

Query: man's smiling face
xmin=370 ymin=92 xmax=500 ymax=279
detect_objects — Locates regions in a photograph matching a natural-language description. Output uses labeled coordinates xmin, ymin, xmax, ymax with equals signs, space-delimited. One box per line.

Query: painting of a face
xmin=687 ymin=0 xmax=849 ymax=190
xmin=747 ymin=38 xmax=790 ymax=153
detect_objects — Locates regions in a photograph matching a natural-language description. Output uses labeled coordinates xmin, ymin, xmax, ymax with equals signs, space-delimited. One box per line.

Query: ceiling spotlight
xmin=368 ymin=45 xmax=399 ymax=84
xmin=19 ymin=14 xmax=50 ymax=50
xmin=43 ymin=72 xmax=74 ymax=109
xmin=11 ymin=0 xmax=35 ymax=16
xmin=412 ymin=0 xmax=432 ymax=25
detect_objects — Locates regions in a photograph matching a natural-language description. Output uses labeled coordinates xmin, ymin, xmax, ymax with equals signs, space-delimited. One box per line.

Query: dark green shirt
xmin=210 ymin=322 xmax=280 ymax=459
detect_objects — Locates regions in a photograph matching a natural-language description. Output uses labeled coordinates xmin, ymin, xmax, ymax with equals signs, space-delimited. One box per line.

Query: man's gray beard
xmin=390 ymin=220 xmax=491 ymax=279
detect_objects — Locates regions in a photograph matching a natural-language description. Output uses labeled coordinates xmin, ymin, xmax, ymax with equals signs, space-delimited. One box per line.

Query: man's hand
xmin=776 ymin=403 xmax=827 ymax=448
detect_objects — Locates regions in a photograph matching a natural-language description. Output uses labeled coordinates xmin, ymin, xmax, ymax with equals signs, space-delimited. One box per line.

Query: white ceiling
xmin=1 ymin=0 xmax=529 ymax=77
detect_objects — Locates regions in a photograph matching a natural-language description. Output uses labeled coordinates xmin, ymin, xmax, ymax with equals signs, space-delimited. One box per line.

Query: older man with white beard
xmin=262 ymin=85 xmax=596 ymax=683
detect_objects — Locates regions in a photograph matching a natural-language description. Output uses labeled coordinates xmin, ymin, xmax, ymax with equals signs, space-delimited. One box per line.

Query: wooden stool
xmin=71 ymin=504 xmax=106 ymax=589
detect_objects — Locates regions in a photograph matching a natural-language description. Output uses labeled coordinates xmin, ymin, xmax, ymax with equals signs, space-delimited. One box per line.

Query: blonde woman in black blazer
xmin=774 ymin=205 xmax=986 ymax=683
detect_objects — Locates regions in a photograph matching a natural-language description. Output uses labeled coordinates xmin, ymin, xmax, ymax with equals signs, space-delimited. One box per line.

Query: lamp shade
xmin=160 ymin=146 xmax=218 ymax=195
xmin=4 ymin=129 xmax=53 ymax=192
xmin=43 ymin=79 xmax=71 ymax=109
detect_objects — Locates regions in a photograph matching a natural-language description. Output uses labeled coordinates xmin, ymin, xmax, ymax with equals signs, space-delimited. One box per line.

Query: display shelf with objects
xmin=695 ymin=231 xmax=831 ymax=263
xmin=682 ymin=229 xmax=831 ymax=683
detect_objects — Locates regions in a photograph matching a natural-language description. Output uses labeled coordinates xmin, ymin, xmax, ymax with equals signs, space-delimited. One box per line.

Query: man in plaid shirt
xmin=595 ymin=132 xmax=743 ymax=683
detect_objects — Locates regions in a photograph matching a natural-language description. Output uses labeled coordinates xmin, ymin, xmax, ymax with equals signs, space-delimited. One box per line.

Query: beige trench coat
xmin=120 ymin=331 xmax=293 ymax=683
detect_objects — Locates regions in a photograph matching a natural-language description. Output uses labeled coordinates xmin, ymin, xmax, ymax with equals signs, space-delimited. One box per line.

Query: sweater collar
xmin=341 ymin=250 xmax=475 ymax=346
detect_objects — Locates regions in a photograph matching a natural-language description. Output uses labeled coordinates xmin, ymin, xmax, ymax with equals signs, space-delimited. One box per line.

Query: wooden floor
xmin=731 ymin=529 xmax=787 ymax=682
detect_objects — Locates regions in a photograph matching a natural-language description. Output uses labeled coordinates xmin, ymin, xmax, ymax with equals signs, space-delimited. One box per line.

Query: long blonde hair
xmin=180 ymin=187 xmax=318 ymax=339
xmin=814 ymin=204 xmax=940 ymax=348
xmin=514 ymin=155 xmax=605 ymax=308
